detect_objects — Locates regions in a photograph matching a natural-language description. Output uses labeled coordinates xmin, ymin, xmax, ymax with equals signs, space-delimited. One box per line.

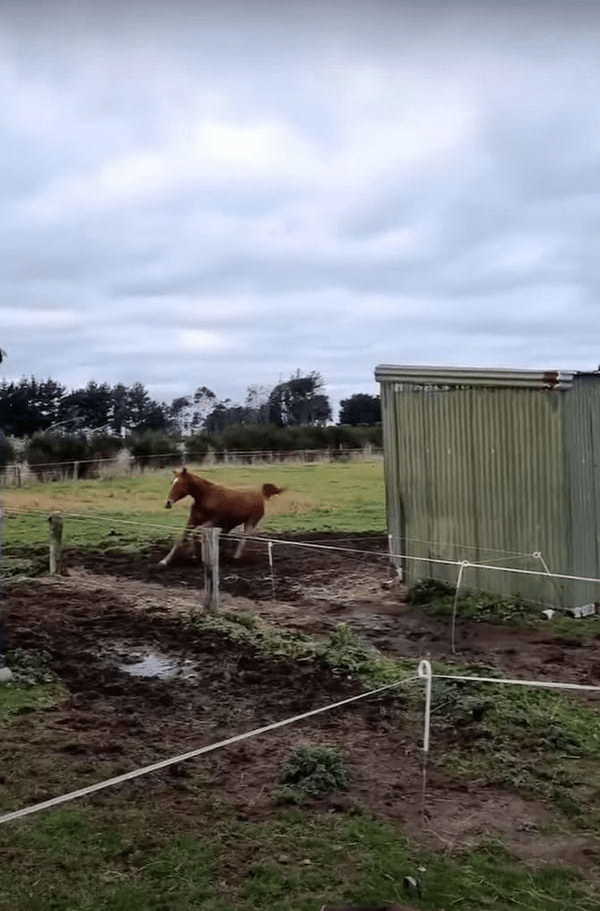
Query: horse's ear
xmin=181 ymin=466 xmax=187 ymax=474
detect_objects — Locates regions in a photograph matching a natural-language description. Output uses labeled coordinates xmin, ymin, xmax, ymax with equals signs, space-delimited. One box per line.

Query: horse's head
xmin=165 ymin=467 xmax=190 ymax=509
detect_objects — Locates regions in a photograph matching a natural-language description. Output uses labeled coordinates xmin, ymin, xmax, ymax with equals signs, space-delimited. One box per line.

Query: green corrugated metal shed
xmin=375 ymin=365 xmax=600 ymax=608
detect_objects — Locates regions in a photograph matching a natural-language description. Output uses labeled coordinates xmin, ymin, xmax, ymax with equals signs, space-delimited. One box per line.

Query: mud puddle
xmin=96 ymin=639 xmax=200 ymax=680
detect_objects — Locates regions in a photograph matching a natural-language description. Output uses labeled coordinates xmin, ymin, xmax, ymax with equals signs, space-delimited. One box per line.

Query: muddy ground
xmin=66 ymin=531 xmax=600 ymax=686
xmin=2 ymin=533 xmax=600 ymax=868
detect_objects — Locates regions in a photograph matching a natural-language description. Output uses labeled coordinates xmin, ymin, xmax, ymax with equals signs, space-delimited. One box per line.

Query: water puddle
xmin=120 ymin=653 xmax=180 ymax=678
xmin=106 ymin=641 xmax=198 ymax=680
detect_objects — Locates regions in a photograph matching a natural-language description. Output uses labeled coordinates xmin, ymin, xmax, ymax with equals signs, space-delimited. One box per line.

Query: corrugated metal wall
xmin=563 ymin=376 xmax=600 ymax=605
xmin=380 ymin=377 xmax=600 ymax=607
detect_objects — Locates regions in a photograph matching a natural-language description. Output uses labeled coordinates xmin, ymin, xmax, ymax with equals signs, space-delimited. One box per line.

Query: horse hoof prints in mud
xmin=159 ymin=467 xmax=284 ymax=567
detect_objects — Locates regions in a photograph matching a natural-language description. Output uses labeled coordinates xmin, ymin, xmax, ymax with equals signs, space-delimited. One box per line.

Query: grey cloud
xmin=2 ymin=1 xmax=600 ymax=416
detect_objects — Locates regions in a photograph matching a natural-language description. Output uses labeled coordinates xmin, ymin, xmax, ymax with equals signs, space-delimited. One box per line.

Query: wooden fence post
xmin=48 ymin=513 xmax=63 ymax=575
xmin=0 ymin=503 xmax=12 ymax=681
xmin=201 ymin=527 xmax=221 ymax=612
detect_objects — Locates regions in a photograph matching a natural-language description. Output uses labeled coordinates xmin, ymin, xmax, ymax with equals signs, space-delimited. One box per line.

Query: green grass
xmin=2 ymin=461 xmax=385 ymax=553
xmin=428 ymin=665 xmax=600 ymax=824
xmin=194 ymin=613 xmax=411 ymax=686
xmin=409 ymin=579 xmax=600 ymax=640
xmin=1 ymin=648 xmax=67 ymax=722
xmin=0 ymin=805 xmax=596 ymax=911
xmin=0 ymin=681 xmax=66 ymax=722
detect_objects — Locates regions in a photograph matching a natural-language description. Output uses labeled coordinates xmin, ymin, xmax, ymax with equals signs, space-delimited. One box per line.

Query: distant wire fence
xmin=0 ymin=446 xmax=383 ymax=488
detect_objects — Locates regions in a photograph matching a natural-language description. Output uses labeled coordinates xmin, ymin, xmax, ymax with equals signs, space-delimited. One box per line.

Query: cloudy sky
xmin=2 ymin=1 xmax=600 ymax=414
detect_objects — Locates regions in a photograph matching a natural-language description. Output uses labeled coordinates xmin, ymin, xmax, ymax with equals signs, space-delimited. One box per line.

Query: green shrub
xmin=25 ymin=432 xmax=89 ymax=467
xmin=0 ymin=434 xmax=15 ymax=467
xmin=87 ymin=433 xmax=123 ymax=460
xmin=185 ymin=423 xmax=382 ymax=458
xmin=127 ymin=431 xmax=181 ymax=467
xmin=409 ymin=578 xmax=538 ymax=625
xmin=6 ymin=649 xmax=57 ymax=686
xmin=409 ymin=578 xmax=456 ymax=604
xmin=185 ymin=432 xmax=211 ymax=463
xmin=24 ymin=431 xmax=123 ymax=478
xmin=278 ymin=745 xmax=349 ymax=799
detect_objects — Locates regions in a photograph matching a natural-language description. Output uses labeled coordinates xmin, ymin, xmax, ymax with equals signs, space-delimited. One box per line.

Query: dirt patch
xmin=3 ymin=573 xmax=597 ymax=873
xmin=65 ymin=531 xmax=390 ymax=601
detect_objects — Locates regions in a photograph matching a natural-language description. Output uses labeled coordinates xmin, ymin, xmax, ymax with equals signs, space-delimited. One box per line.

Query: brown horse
xmin=159 ymin=467 xmax=284 ymax=566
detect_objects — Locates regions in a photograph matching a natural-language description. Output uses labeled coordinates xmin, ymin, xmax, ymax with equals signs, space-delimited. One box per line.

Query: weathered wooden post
xmin=0 ymin=504 xmax=13 ymax=683
xmin=48 ymin=513 xmax=63 ymax=575
xmin=201 ymin=527 xmax=221 ymax=612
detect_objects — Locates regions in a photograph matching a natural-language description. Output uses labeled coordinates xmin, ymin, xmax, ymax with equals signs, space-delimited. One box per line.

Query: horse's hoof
xmin=158 ymin=560 xmax=168 ymax=569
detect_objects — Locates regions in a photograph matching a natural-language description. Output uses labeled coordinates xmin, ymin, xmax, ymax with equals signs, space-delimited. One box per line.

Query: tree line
xmin=0 ymin=371 xmax=381 ymax=438
xmin=0 ymin=368 xmax=381 ymax=466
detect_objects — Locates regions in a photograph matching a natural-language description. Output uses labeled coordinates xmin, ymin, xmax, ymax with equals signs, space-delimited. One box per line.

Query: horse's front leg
xmin=158 ymin=534 xmax=186 ymax=567
xmin=158 ymin=520 xmax=201 ymax=568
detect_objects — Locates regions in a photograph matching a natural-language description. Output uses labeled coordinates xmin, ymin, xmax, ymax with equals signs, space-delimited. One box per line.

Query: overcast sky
xmin=2 ymin=1 xmax=600 ymax=414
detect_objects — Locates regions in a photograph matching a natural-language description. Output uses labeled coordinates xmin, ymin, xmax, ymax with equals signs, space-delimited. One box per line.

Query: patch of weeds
xmin=6 ymin=648 xmax=57 ymax=685
xmin=0 ymin=681 xmax=66 ymax=722
xmin=546 ymin=614 xmax=600 ymax=642
xmin=317 ymin=623 xmax=409 ymax=685
xmin=1 ymin=552 xmax=45 ymax=578
xmin=430 ymin=678 xmax=495 ymax=727
xmin=275 ymin=745 xmax=349 ymax=804
xmin=1 ymin=649 xmax=66 ymax=723
xmin=434 ymin=672 xmax=600 ymax=818
xmin=191 ymin=613 xmax=414 ymax=687
xmin=410 ymin=578 xmax=541 ymax=625
xmin=409 ymin=577 xmax=456 ymax=604
xmin=221 ymin=609 xmax=259 ymax=630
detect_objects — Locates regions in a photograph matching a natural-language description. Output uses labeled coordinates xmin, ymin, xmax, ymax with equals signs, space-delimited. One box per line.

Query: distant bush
xmin=87 ymin=433 xmax=123 ymax=460
xmin=25 ymin=431 xmax=124 ymax=478
xmin=334 ymin=424 xmax=382 ymax=448
xmin=185 ymin=423 xmax=382 ymax=459
xmin=185 ymin=432 xmax=211 ymax=463
xmin=26 ymin=432 xmax=90 ymax=467
xmin=0 ymin=434 xmax=15 ymax=467
xmin=127 ymin=431 xmax=181 ymax=468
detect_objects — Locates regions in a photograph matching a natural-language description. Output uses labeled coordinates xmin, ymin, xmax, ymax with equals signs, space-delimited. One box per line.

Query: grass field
xmin=2 ymin=460 xmax=386 ymax=552
xmin=2 ymin=804 xmax=591 ymax=911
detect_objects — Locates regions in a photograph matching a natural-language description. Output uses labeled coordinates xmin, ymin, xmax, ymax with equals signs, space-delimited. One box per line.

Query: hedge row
xmin=1 ymin=423 xmax=383 ymax=470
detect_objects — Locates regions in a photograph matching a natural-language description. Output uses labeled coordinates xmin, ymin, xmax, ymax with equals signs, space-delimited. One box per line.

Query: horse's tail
xmin=262 ymin=483 xmax=285 ymax=499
